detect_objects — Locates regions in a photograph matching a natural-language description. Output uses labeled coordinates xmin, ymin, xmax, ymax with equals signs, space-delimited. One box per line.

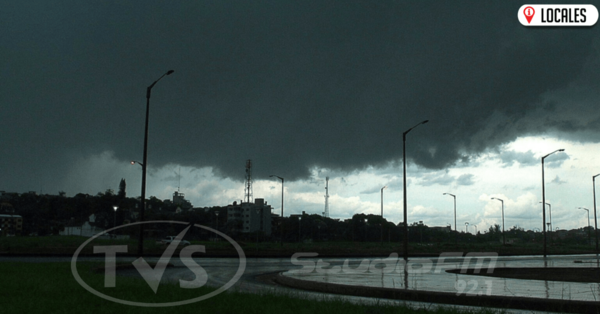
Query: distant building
xmin=172 ymin=191 xmax=193 ymax=210
xmin=430 ymin=226 xmax=452 ymax=233
xmin=0 ymin=192 xmax=18 ymax=202
xmin=0 ymin=214 xmax=22 ymax=236
xmin=227 ymin=198 xmax=272 ymax=235
xmin=60 ymin=214 xmax=129 ymax=239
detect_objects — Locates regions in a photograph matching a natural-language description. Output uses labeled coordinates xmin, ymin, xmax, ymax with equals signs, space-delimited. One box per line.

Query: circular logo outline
xmin=70 ymin=220 xmax=246 ymax=307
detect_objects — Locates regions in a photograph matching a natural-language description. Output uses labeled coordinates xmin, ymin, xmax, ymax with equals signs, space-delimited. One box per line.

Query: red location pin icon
xmin=523 ymin=6 xmax=535 ymax=23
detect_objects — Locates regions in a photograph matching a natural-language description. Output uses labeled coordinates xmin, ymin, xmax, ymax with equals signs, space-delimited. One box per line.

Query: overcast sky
xmin=1 ymin=1 xmax=600 ymax=233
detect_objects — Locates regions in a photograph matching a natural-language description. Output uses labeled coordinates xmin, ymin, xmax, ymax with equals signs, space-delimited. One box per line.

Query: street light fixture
xmin=579 ymin=207 xmax=591 ymax=245
xmin=402 ymin=119 xmax=428 ymax=261
xmin=593 ymin=173 xmax=600 ymax=253
xmin=491 ymin=197 xmax=505 ymax=245
xmin=138 ymin=70 xmax=174 ymax=257
xmin=541 ymin=148 xmax=564 ymax=258
xmin=131 ymin=160 xmax=143 ymax=166
xmin=270 ymin=175 xmax=284 ymax=246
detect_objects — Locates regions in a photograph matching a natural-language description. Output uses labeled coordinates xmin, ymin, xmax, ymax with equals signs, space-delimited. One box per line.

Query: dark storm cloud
xmin=1 ymin=0 xmax=599 ymax=192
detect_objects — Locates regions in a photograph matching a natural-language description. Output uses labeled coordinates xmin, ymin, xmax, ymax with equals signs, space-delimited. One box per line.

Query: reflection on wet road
xmin=283 ymin=254 xmax=600 ymax=302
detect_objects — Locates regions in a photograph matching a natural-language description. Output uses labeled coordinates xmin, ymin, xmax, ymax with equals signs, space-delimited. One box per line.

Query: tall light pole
xmin=579 ymin=207 xmax=591 ymax=245
xmin=381 ymin=185 xmax=387 ymax=243
xmin=539 ymin=202 xmax=553 ymax=232
xmin=541 ymin=148 xmax=564 ymax=258
xmin=298 ymin=216 xmax=302 ymax=241
xmin=443 ymin=193 xmax=456 ymax=245
xmin=492 ymin=197 xmax=505 ymax=245
xmin=270 ymin=175 xmax=284 ymax=246
xmin=138 ymin=70 xmax=174 ymax=257
xmin=255 ymin=208 xmax=261 ymax=251
xmin=381 ymin=186 xmax=387 ymax=217
xmin=465 ymin=222 xmax=469 ymax=233
xmin=593 ymin=173 xmax=600 ymax=253
xmin=113 ymin=205 xmax=118 ymax=228
xmin=402 ymin=120 xmax=428 ymax=261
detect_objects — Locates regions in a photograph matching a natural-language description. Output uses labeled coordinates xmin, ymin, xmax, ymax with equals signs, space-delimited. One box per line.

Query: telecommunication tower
xmin=244 ymin=159 xmax=253 ymax=203
xmin=324 ymin=177 xmax=330 ymax=218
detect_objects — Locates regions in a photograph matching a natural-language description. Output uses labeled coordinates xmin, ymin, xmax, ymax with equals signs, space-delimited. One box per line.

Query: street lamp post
xmin=138 ymin=70 xmax=174 ymax=257
xmin=381 ymin=185 xmax=387 ymax=243
xmin=113 ymin=205 xmax=118 ymax=228
xmin=492 ymin=197 xmax=505 ymax=245
xmin=298 ymin=216 xmax=302 ymax=242
xmin=270 ymin=175 xmax=284 ymax=246
xmin=541 ymin=149 xmax=564 ymax=258
xmin=443 ymin=193 xmax=456 ymax=245
xmin=402 ymin=120 xmax=428 ymax=261
xmin=593 ymin=174 xmax=600 ymax=253
xmin=465 ymin=222 xmax=469 ymax=233
xmin=579 ymin=207 xmax=591 ymax=245
xmin=255 ymin=208 xmax=260 ymax=252
xmin=539 ymin=202 xmax=553 ymax=232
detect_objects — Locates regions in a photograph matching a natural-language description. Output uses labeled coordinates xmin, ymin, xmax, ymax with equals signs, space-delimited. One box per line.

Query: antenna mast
xmin=244 ymin=159 xmax=253 ymax=203
xmin=324 ymin=177 xmax=329 ymax=217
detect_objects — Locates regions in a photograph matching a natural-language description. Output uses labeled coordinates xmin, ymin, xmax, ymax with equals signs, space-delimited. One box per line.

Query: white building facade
xmin=227 ymin=198 xmax=272 ymax=235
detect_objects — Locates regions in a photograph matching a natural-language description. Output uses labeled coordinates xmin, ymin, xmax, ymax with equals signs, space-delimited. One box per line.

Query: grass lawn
xmin=0 ymin=261 xmax=503 ymax=314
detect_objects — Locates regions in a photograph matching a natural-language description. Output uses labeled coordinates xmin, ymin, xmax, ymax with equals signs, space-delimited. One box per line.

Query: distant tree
xmin=118 ymin=179 xmax=126 ymax=199
xmin=58 ymin=191 xmax=66 ymax=197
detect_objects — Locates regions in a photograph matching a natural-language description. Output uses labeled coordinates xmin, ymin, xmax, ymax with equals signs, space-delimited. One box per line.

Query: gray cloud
xmin=498 ymin=150 xmax=537 ymax=167
xmin=550 ymin=175 xmax=567 ymax=185
xmin=1 ymin=0 xmax=599 ymax=194
xmin=546 ymin=153 xmax=570 ymax=169
xmin=456 ymin=174 xmax=475 ymax=186
xmin=419 ymin=171 xmax=455 ymax=187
